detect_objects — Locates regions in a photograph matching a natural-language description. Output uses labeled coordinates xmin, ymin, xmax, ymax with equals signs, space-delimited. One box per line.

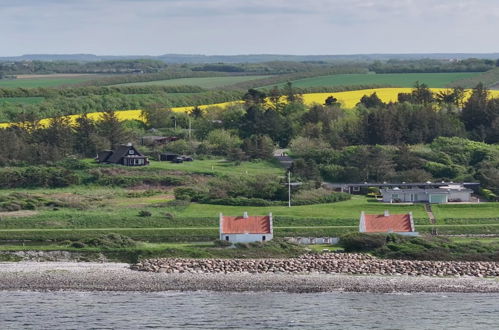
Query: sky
xmin=1 ymin=0 xmax=499 ymax=56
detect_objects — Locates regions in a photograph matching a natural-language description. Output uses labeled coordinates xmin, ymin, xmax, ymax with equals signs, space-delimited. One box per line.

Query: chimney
xmin=384 ymin=210 xmax=390 ymax=217
xmin=243 ymin=212 xmax=248 ymax=219
xmin=126 ymin=142 xmax=132 ymax=147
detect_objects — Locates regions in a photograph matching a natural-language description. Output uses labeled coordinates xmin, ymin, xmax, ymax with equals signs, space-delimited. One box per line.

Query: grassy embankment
xmin=112 ymin=75 xmax=272 ymax=89
xmin=1 ymin=159 xmax=498 ymax=246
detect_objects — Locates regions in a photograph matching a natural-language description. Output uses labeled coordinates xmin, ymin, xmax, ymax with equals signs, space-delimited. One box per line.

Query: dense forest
xmin=0 ymin=82 xmax=498 ymax=197
xmin=1 ymin=57 xmax=498 ymax=78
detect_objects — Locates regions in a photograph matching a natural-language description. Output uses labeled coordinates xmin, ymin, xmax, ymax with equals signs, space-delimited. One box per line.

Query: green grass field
xmin=432 ymin=203 xmax=499 ymax=223
xmin=91 ymin=158 xmax=285 ymax=177
xmin=0 ymin=97 xmax=45 ymax=105
xmin=112 ymin=75 xmax=271 ymax=88
xmin=0 ymin=75 xmax=101 ymax=88
xmin=277 ymin=72 xmax=481 ymax=89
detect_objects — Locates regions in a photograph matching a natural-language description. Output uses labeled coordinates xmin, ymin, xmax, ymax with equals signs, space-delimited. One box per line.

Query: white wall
xmin=220 ymin=233 xmax=273 ymax=243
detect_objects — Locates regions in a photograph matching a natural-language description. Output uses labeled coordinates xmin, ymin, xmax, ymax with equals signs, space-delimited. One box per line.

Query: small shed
xmin=97 ymin=143 xmax=149 ymax=166
xmin=219 ymin=212 xmax=273 ymax=243
xmin=359 ymin=211 xmax=418 ymax=236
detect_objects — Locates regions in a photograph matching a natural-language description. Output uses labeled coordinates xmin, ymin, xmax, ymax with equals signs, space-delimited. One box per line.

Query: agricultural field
xmin=0 ymin=74 xmax=103 ymax=88
xmin=281 ymin=72 xmax=481 ymax=89
xmin=0 ymin=97 xmax=44 ymax=105
xmin=112 ymin=75 xmax=271 ymax=89
xmin=3 ymin=87 xmax=499 ymax=128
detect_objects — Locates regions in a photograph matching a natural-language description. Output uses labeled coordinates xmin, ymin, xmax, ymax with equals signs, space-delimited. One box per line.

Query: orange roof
xmin=364 ymin=213 xmax=412 ymax=233
xmin=221 ymin=215 xmax=271 ymax=234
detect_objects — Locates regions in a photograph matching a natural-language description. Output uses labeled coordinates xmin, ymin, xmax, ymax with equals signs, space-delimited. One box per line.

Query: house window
xmin=225 ymin=236 xmax=229 ymax=241
xmin=353 ymin=186 xmax=360 ymax=192
xmin=262 ymin=236 xmax=266 ymax=241
xmin=392 ymin=194 xmax=399 ymax=199
xmin=129 ymin=149 xmax=135 ymax=155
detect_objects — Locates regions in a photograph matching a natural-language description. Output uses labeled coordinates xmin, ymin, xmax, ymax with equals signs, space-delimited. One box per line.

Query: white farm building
xmin=219 ymin=212 xmax=273 ymax=243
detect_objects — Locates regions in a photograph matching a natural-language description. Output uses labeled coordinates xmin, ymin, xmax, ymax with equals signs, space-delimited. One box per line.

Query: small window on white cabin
xmin=129 ymin=149 xmax=135 ymax=155
xmin=353 ymin=186 xmax=360 ymax=192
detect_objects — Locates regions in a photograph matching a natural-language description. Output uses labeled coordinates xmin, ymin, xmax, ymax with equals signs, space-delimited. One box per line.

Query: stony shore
xmin=0 ymin=261 xmax=498 ymax=293
xmin=133 ymin=253 xmax=499 ymax=277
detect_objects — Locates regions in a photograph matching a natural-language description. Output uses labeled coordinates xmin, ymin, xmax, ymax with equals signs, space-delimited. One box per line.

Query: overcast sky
xmin=1 ymin=0 xmax=498 ymax=56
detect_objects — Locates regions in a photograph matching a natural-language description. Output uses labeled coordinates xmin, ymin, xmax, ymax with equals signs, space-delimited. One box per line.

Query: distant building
xmin=381 ymin=184 xmax=472 ymax=204
xmin=97 ymin=143 xmax=149 ymax=166
xmin=359 ymin=211 xmax=418 ymax=236
xmin=219 ymin=212 xmax=273 ymax=243
xmin=325 ymin=182 xmax=479 ymax=196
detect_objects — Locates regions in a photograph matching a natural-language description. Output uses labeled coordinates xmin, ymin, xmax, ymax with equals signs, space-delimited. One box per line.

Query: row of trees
xmin=0 ymin=60 xmax=168 ymax=75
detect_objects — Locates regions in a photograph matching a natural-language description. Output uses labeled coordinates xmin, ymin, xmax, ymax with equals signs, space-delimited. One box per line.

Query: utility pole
xmin=188 ymin=118 xmax=192 ymax=141
xmin=288 ymin=170 xmax=291 ymax=208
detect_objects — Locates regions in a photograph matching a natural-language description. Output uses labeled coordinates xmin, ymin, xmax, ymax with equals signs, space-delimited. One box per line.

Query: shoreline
xmin=1 ymin=262 xmax=498 ymax=294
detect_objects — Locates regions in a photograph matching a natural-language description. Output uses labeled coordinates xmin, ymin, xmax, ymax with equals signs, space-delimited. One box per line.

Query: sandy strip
xmin=0 ymin=262 xmax=498 ymax=293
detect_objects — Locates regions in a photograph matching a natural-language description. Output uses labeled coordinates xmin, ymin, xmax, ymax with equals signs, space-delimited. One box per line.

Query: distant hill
xmin=1 ymin=53 xmax=499 ymax=64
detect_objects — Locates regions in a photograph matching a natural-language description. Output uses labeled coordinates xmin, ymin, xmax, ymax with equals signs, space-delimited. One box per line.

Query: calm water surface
xmin=0 ymin=291 xmax=498 ymax=329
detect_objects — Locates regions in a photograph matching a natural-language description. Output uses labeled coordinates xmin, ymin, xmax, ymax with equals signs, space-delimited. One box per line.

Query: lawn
xmin=176 ymin=196 xmax=428 ymax=219
xmin=112 ymin=75 xmax=271 ymax=89
xmin=90 ymin=158 xmax=286 ymax=177
xmin=279 ymin=72 xmax=481 ymax=89
xmin=432 ymin=203 xmax=499 ymax=222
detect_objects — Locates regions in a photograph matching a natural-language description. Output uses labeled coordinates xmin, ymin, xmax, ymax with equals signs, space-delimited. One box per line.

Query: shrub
xmin=213 ymin=239 xmax=232 ymax=247
xmin=83 ymin=233 xmax=138 ymax=249
xmin=138 ymin=210 xmax=152 ymax=217
xmin=339 ymin=233 xmax=388 ymax=252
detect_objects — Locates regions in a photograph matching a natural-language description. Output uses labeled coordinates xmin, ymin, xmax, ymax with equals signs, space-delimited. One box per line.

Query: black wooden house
xmin=97 ymin=144 xmax=149 ymax=166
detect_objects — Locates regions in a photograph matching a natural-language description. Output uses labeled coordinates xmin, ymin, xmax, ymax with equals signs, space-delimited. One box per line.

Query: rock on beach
xmin=133 ymin=253 xmax=499 ymax=278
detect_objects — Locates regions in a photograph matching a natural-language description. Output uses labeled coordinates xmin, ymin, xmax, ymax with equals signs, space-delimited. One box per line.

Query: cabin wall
xmin=220 ymin=233 xmax=273 ymax=243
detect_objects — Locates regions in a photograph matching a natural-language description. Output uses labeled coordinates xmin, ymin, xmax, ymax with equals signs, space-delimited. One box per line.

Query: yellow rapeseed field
xmin=2 ymin=88 xmax=499 ymax=128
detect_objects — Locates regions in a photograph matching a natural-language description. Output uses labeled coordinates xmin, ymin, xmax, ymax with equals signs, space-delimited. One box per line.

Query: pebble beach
xmin=1 ymin=260 xmax=499 ymax=294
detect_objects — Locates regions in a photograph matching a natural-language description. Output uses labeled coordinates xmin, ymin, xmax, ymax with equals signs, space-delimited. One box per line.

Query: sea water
xmin=0 ymin=291 xmax=498 ymax=329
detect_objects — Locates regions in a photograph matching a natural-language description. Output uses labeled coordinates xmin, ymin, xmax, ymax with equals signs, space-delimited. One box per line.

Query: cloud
xmin=0 ymin=0 xmax=498 ymax=55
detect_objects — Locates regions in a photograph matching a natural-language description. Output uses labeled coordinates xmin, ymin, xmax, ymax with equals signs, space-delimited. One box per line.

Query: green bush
xmin=213 ymin=239 xmax=232 ymax=247
xmin=0 ymin=167 xmax=80 ymax=188
xmin=339 ymin=232 xmax=388 ymax=252
xmin=83 ymin=233 xmax=138 ymax=249
xmin=138 ymin=210 xmax=152 ymax=217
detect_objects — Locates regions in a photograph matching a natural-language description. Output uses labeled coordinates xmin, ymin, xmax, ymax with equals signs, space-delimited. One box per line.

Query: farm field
xmin=3 ymin=87 xmax=499 ymax=128
xmin=0 ymin=97 xmax=44 ymax=105
xmin=280 ymin=72 xmax=481 ymax=89
xmin=112 ymin=75 xmax=271 ymax=88
xmin=0 ymin=74 xmax=102 ymax=88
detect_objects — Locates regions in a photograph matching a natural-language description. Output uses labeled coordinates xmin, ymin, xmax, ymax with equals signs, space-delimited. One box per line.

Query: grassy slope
xmin=84 ymin=158 xmax=285 ymax=177
xmin=1 ymin=158 xmax=499 ymax=241
xmin=112 ymin=75 xmax=271 ymax=88
xmin=282 ymin=72 xmax=481 ymax=89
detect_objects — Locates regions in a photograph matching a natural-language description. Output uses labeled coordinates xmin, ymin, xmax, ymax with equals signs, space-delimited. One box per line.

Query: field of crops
xmin=3 ymin=88 xmax=499 ymax=128
xmin=0 ymin=97 xmax=45 ymax=105
xmin=112 ymin=75 xmax=271 ymax=88
xmin=281 ymin=72 xmax=481 ymax=89
xmin=0 ymin=74 xmax=101 ymax=88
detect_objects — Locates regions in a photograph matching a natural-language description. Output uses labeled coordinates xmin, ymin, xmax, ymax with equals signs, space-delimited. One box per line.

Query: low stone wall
xmin=132 ymin=253 xmax=499 ymax=277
